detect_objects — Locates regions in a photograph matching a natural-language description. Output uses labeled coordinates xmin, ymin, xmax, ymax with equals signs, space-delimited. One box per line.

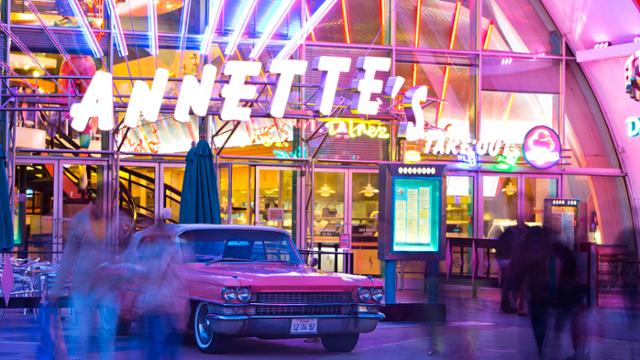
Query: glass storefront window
xmin=482 ymin=175 xmax=517 ymax=238
xmin=231 ymin=165 xmax=254 ymax=225
xmin=523 ymin=177 xmax=557 ymax=226
xmin=480 ymin=90 xmax=558 ymax=141
xmin=257 ymin=168 xmax=294 ymax=233
xmin=11 ymin=0 xmax=105 ymax=29
xmin=564 ymin=176 xmax=635 ymax=250
xmin=13 ymin=162 xmax=106 ymax=261
xmin=309 ymin=0 xmax=389 ymax=45
xmin=446 ymin=175 xmax=473 ymax=237
xmin=481 ymin=0 xmax=560 ymax=54
xmin=120 ymin=165 xmax=155 ymax=229
xmin=218 ymin=165 xmax=229 ymax=224
xmin=396 ymin=55 xmax=477 ymax=139
xmin=10 ymin=51 xmax=107 ymax=152
xmin=61 ymin=163 xmax=110 ymax=253
xmin=351 ymin=172 xmax=380 ymax=275
xmin=563 ymin=62 xmax=620 ymax=169
xmin=119 ymin=0 xmax=203 ymax=33
xmin=395 ymin=0 xmax=477 ymax=50
xmin=313 ymin=172 xmax=345 ymax=244
xmin=14 ymin=163 xmax=56 ymax=260
xmin=162 ymin=166 xmax=184 ymax=223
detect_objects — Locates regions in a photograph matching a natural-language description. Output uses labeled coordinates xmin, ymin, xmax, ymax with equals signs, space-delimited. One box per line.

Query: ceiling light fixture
xmin=317 ymin=184 xmax=336 ymax=197
xmin=359 ymin=174 xmax=379 ymax=198
xmin=593 ymin=41 xmax=611 ymax=49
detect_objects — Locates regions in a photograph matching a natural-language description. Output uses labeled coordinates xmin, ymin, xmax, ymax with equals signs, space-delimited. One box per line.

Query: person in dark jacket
xmin=552 ymin=239 xmax=590 ymax=360
xmin=510 ymin=226 xmax=553 ymax=357
xmin=496 ymin=220 xmax=529 ymax=313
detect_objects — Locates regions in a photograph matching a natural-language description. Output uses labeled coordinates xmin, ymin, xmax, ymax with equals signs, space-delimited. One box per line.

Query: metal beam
xmin=576 ymin=41 xmax=640 ymax=63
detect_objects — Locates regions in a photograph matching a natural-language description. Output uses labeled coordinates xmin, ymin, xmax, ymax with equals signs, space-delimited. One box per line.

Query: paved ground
xmin=0 ymin=289 xmax=639 ymax=359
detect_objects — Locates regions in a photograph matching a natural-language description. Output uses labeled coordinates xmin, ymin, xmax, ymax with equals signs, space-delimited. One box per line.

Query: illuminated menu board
xmin=378 ymin=164 xmax=446 ymax=261
xmin=392 ymin=178 xmax=441 ymax=252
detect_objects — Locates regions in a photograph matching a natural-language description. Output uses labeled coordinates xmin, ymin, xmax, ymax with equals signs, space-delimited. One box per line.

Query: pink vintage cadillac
xmin=121 ymin=224 xmax=384 ymax=354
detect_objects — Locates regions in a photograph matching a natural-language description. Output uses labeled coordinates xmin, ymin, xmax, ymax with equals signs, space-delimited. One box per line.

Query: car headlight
xmin=357 ymin=287 xmax=372 ymax=302
xmin=372 ymin=288 xmax=384 ymax=303
xmin=221 ymin=287 xmax=237 ymax=302
xmin=237 ymin=287 xmax=251 ymax=302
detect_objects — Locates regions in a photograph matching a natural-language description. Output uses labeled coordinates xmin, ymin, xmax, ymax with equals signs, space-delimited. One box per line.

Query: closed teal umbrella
xmin=179 ymin=140 xmax=221 ymax=224
xmin=0 ymin=149 xmax=13 ymax=252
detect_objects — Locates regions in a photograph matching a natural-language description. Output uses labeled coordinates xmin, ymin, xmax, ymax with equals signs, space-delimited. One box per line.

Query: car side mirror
xmin=309 ymin=257 xmax=319 ymax=267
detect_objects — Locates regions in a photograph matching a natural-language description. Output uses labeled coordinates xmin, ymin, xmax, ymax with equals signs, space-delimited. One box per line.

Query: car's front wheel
xmin=193 ymin=302 xmax=230 ymax=353
xmin=321 ymin=333 xmax=360 ymax=352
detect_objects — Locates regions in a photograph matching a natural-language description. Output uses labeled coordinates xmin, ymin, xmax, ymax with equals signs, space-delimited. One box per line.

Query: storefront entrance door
xmin=255 ymin=167 xmax=296 ymax=234
xmin=480 ymin=174 xmax=560 ymax=238
xmin=13 ymin=158 xmax=109 ymax=261
xmin=119 ymin=162 xmax=159 ymax=229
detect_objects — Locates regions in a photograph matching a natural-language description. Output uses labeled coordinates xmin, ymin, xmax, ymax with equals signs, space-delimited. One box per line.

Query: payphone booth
xmin=378 ymin=164 xmax=446 ymax=313
xmin=543 ymin=198 xmax=582 ymax=250
xmin=543 ymin=198 xmax=596 ymax=305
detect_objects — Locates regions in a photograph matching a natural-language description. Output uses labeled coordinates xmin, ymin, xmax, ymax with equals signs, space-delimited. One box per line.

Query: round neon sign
xmin=523 ymin=125 xmax=561 ymax=169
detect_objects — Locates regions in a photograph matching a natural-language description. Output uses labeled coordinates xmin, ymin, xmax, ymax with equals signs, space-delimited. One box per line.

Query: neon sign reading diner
xmin=326 ymin=118 xmax=390 ymax=139
xmin=69 ymin=56 xmax=427 ymax=133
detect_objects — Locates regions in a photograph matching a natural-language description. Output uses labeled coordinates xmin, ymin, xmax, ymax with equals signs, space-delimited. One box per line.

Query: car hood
xmin=182 ymin=262 xmax=380 ymax=291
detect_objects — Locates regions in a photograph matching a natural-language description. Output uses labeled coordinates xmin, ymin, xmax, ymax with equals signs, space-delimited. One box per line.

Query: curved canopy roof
xmin=542 ymin=0 xmax=640 ymax=244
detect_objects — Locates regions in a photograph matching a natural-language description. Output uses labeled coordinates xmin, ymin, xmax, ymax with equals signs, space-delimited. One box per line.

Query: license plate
xmin=290 ymin=318 xmax=318 ymax=334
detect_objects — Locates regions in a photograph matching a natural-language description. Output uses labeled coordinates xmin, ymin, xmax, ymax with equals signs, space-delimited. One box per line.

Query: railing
xmin=446 ymin=237 xmax=499 ymax=283
xmin=596 ymin=244 xmax=639 ymax=296
xmin=300 ymin=245 xmax=354 ymax=274
xmin=446 ymin=237 xmax=599 ymax=305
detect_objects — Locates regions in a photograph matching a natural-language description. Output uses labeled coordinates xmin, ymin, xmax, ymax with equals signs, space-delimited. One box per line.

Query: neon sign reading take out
xmin=69 ymin=56 xmax=427 ymax=134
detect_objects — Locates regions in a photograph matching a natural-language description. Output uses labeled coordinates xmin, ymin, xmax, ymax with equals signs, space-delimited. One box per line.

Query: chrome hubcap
xmin=197 ymin=304 xmax=213 ymax=345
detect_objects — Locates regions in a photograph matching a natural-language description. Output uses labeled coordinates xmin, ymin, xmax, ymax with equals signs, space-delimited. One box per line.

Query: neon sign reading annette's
xmin=69 ymin=56 xmax=427 ymax=133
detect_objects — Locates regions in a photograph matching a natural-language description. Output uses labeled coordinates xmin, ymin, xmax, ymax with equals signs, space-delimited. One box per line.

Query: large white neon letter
xmin=220 ymin=61 xmax=262 ymax=121
xmin=174 ymin=64 xmax=218 ymax=122
xmin=404 ymin=85 xmax=428 ymax=141
xmin=70 ymin=71 xmax=114 ymax=131
xmin=123 ymin=68 xmax=169 ymax=128
xmin=313 ymin=56 xmax=351 ymax=115
xmin=350 ymin=57 xmax=391 ymax=115
xmin=267 ymin=59 xmax=308 ymax=118
xmin=384 ymin=76 xmax=405 ymax=99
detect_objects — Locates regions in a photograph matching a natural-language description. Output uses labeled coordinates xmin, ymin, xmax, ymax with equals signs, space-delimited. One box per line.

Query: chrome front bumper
xmin=206 ymin=313 xmax=384 ymax=337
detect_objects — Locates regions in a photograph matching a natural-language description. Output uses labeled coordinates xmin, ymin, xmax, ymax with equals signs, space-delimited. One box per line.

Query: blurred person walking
xmin=48 ymin=193 xmax=130 ymax=360
xmin=497 ymin=220 xmax=529 ymax=313
xmin=135 ymin=224 xmax=188 ymax=360
xmin=552 ymin=239 xmax=590 ymax=360
xmin=511 ymin=226 xmax=554 ymax=358
xmin=616 ymin=228 xmax=640 ymax=359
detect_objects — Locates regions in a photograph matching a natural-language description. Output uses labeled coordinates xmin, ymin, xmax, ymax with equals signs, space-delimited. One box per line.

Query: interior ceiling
xmin=540 ymin=0 xmax=640 ymax=225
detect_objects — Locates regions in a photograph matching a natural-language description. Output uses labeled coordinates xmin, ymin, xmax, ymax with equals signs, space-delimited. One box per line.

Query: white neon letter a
xmin=70 ymin=71 xmax=114 ymax=131
xmin=123 ymin=68 xmax=169 ymax=128
xmin=174 ymin=64 xmax=218 ymax=122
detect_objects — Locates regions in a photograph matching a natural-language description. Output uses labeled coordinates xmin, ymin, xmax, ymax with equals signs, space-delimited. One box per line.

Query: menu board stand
xmin=378 ymin=164 xmax=446 ymax=321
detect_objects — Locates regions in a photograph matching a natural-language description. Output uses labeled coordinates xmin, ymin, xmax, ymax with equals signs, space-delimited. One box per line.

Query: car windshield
xmin=177 ymin=229 xmax=303 ymax=265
